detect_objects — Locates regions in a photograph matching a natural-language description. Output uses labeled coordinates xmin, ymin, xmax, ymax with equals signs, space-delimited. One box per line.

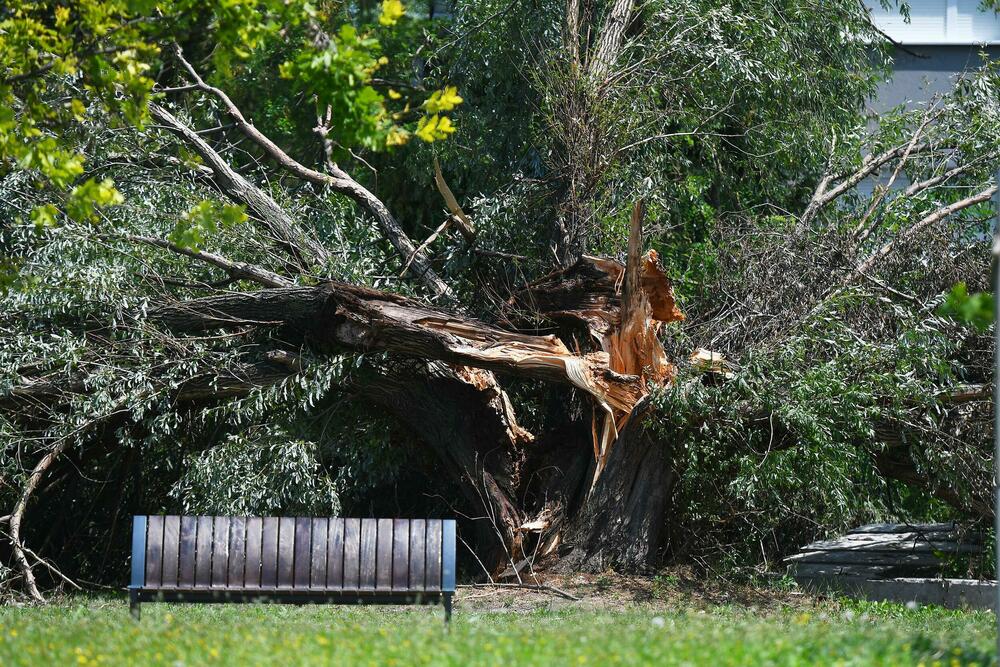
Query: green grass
xmin=0 ymin=596 xmax=994 ymax=666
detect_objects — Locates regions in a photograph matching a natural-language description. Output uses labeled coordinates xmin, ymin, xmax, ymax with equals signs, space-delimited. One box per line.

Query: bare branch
xmin=170 ymin=45 xmax=451 ymax=298
xmin=148 ymin=103 xmax=331 ymax=270
xmin=851 ymin=183 xmax=998 ymax=280
xmin=124 ymin=234 xmax=294 ymax=288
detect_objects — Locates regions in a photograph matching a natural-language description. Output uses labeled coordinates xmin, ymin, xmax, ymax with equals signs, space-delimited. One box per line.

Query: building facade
xmin=867 ymin=0 xmax=1000 ymax=110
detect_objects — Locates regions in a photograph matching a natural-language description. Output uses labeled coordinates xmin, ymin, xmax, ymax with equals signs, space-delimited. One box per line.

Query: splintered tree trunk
xmin=13 ymin=193 xmax=685 ymax=579
xmin=491 ymin=201 xmax=686 ymax=573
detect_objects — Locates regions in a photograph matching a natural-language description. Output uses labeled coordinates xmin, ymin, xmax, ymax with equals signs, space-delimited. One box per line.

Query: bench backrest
xmin=131 ymin=516 xmax=456 ymax=594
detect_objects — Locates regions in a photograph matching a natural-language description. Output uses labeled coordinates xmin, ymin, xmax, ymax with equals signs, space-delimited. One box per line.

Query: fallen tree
xmin=2 ymin=0 xmax=996 ymax=601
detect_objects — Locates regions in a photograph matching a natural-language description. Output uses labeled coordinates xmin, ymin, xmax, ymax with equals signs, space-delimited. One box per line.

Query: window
xmin=867 ymin=0 xmax=1000 ymax=44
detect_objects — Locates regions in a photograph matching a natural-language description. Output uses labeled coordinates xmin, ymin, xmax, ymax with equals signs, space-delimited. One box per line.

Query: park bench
xmin=129 ymin=516 xmax=456 ymax=622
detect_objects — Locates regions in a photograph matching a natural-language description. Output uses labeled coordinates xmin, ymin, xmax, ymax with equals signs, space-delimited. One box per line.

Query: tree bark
xmin=148 ymin=281 xmax=649 ymax=415
xmin=555 ymin=415 xmax=679 ymax=572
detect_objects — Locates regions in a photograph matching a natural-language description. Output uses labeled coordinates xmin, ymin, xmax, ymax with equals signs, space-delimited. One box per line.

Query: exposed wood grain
xmin=408 ymin=519 xmax=426 ymax=591
xmin=392 ymin=519 xmax=409 ymax=591
xmin=376 ymin=518 xmax=393 ymax=592
xmin=277 ymin=516 xmax=295 ymax=589
xmin=848 ymin=523 xmax=960 ymax=535
xmin=329 ymin=518 xmax=348 ymax=590
xmin=802 ymin=533 xmax=980 ymax=554
xmin=310 ymin=518 xmax=328 ymax=589
xmin=211 ymin=516 xmax=230 ymax=588
xmin=785 ymin=550 xmax=942 ymax=566
xmin=788 ymin=563 xmax=936 ymax=578
xmin=426 ymin=519 xmax=442 ymax=592
xmin=344 ymin=518 xmax=361 ymax=591
xmin=244 ymin=517 xmax=263 ymax=588
xmin=261 ymin=517 xmax=279 ymax=588
xmin=360 ymin=518 xmax=377 ymax=591
xmin=293 ymin=517 xmax=312 ymax=588
xmin=228 ymin=516 xmax=247 ymax=588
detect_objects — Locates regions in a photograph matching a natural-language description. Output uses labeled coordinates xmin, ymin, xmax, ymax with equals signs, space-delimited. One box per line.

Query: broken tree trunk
xmin=9 ymin=200 xmax=685 ymax=584
xmin=511 ymin=201 xmax=684 ymax=486
xmin=556 ymin=415 xmax=680 ymax=572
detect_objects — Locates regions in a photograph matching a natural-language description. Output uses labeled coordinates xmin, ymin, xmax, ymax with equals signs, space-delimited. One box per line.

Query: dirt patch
xmin=454 ymin=569 xmax=828 ymax=614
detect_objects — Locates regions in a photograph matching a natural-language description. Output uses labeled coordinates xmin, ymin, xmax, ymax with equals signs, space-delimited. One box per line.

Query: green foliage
xmin=1 ymin=0 xmax=996 ymax=591
xmin=168 ymin=201 xmax=248 ymax=252
xmin=652 ymin=283 xmax=989 ymax=572
xmin=1 ymin=0 xmax=461 ymax=244
xmin=278 ymin=23 xmax=396 ymax=151
xmin=0 ymin=0 xmax=311 ymax=218
xmin=939 ymin=282 xmax=994 ymax=332
xmin=172 ymin=429 xmax=340 ymax=516
xmin=278 ymin=20 xmax=463 ymax=151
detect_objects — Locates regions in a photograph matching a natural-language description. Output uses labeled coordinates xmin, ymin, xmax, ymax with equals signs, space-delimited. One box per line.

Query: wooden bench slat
xmin=130 ymin=516 xmax=146 ymax=589
xmin=178 ymin=516 xmax=198 ymax=588
xmin=244 ymin=517 xmax=263 ymax=588
xmin=343 ymin=518 xmax=361 ymax=591
xmin=391 ymin=519 xmax=409 ymax=591
xmin=277 ymin=516 xmax=295 ymax=589
xmin=144 ymin=515 xmax=164 ymax=588
xmin=161 ymin=516 xmax=181 ymax=588
xmin=227 ymin=517 xmax=246 ymax=587
xmin=310 ymin=518 xmax=328 ymax=589
xmin=376 ymin=518 xmax=393 ymax=592
xmin=328 ymin=518 xmax=347 ymax=590
xmin=408 ymin=518 xmax=426 ymax=591
xmin=211 ymin=516 xmax=230 ymax=588
xmin=194 ymin=516 xmax=214 ymax=588
xmin=293 ymin=517 xmax=312 ymax=588
xmin=425 ymin=519 xmax=442 ymax=592
xmin=260 ymin=517 xmax=279 ymax=588
xmin=359 ymin=519 xmax=377 ymax=591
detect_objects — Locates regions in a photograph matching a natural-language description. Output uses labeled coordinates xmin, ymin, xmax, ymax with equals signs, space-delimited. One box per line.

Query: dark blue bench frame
xmin=129 ymin=516 xmax=456 ymax=622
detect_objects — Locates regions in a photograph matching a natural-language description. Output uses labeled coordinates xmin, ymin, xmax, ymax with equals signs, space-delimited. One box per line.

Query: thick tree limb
xmin=589 ymin=0 xmax=636 ymax=82
xmin=148 ymin=281 xmax=647 ymax=414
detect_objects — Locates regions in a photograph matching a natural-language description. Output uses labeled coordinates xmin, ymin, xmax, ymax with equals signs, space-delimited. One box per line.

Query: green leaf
xmin=938 ymin=282 xmax=994 ymax=332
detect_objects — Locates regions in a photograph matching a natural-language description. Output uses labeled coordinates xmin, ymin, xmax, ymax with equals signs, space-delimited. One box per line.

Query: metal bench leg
xmin=443 ymin=593 xmax=453 ymax=627
xmin=129 ymin=589 xmax=141 ymax=621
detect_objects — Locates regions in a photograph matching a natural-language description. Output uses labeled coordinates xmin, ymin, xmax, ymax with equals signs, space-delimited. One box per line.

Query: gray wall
xmin=872 ymin=45 xmax=1000 ymax=111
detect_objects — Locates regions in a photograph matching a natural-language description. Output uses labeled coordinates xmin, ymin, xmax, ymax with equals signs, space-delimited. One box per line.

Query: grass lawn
xmin=0 ymin=592 xmax=994 ymax=666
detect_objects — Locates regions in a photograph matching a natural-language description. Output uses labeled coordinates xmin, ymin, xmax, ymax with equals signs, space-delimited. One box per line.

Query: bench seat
xmin=129 ymin=516 xmax=456 ymax=621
